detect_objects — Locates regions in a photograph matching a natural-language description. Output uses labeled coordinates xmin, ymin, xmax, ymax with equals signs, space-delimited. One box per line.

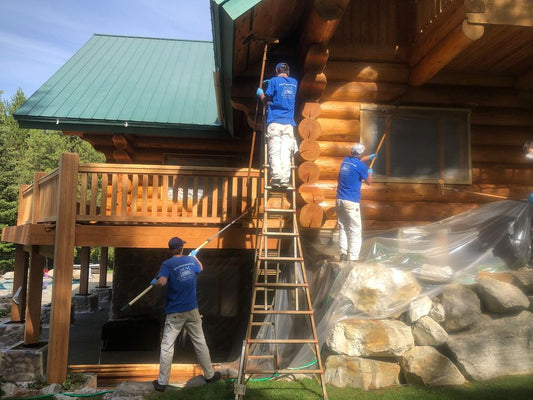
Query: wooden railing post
xmin=17 ymin=184 xmax=29 ymax=225
xmin=10 ymin=245 xmax=28 ymax=322
xmin=25 ymin=245 xmax=45 ymax=345
xmin=32 ymin=172 xmax=47 ymax=224
xmin=47 ymin=153 xmax=79 ymax=384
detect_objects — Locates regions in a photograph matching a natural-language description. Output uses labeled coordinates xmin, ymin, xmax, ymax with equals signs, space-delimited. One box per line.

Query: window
xmin=360 ymin=105 xmax=471 ymax=184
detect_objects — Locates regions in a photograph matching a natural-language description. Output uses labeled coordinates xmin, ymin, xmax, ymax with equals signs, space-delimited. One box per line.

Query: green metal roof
xmin=14 ymin=34 xmax=225 ymax=136
xmin=213 ymin=0 xmax=260 ymax=20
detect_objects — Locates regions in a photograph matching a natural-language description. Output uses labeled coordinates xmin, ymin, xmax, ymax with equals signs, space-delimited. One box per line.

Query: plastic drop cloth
xmin=249 ymin=200 xmax=533 ymax=371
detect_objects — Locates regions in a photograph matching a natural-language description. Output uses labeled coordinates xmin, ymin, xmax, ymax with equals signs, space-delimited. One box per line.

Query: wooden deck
xmin=2 ymin=154 xmax=263 ymax=250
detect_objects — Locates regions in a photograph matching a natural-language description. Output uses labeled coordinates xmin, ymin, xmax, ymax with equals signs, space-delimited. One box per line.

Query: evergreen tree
xmin=0 ymin=89 xmax=105 ymax=272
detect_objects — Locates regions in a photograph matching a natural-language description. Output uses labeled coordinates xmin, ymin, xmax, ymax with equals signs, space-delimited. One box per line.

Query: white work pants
xmin=336 ymin=199 xmax=362 ymax=261
xmin=157 ymin=308 xmax=214 ymax=385
xmin=266 ymin=122 xmax=296 ymax=183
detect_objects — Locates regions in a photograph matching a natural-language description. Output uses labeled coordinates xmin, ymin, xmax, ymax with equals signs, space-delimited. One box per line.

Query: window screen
xmin=360 ymin=105 xmax=471 ymax=184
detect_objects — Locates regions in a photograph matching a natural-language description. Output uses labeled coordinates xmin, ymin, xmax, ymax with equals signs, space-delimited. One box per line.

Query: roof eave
xmin=15 ymin=116 xmax=227 ymax=138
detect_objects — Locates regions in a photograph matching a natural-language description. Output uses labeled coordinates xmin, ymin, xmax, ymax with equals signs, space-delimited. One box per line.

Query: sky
xmin=0 ymin=0 xmax=213 ymax=101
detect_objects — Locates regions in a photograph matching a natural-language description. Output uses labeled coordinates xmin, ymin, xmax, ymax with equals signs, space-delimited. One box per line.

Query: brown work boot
xmin=152 ymin=380 xmax=166 ymax=392
xmin=205 ymin=371 xmax=222 ymax=384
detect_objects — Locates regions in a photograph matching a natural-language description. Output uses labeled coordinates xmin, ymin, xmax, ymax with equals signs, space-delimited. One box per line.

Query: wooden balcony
xmin=2 ymin=153 xmax=263 ymax=250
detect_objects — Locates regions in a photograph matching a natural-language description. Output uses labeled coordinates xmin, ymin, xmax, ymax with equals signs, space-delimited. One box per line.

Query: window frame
xmin=360 ymin=104 xmax=472 ymax=184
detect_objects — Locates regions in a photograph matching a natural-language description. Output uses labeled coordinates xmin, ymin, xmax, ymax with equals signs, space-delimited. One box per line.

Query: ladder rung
xmin=259 ymin=256 xmax=303 ymax=262
xmin=245 ymin=369 xmax=322 ymax=375
xmin=248 ymin=355 xmax=276 ymax=360
xmin=251 ymin=321 xmax=274 ymax=326
xmin=252 ymin=305 xmax=273 ymax=310
xmin=264 ymin=208 xmax=295 ymax=213
xmin=255 ymin=282 xmax=308 ymax=288
xmin=247 ymin=338 xmax=318 ymax=344
xmin=263 ymin=231 xmax=298 ymax=237
xmin=252 ymin=310 xmax=313 ymax=315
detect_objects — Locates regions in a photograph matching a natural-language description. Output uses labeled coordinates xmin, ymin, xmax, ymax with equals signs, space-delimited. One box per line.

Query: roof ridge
xmin=93 ymin=33 xmax=212 ymax=44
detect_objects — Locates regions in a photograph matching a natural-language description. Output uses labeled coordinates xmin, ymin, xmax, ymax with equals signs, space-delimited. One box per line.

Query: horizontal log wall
xmin=297 ymin=0 xmax=533 ymax=232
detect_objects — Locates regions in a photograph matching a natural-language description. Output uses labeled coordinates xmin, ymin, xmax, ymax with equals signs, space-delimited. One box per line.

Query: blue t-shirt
xmin=336 ymin=156 xmax=369 ymax=202
xmin=157 ymin=255 xmax=202 ymax=314
xmin=265 ymin=75 xmax=298 ymax=126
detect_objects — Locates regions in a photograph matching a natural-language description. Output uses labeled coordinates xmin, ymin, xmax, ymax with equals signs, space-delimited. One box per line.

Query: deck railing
xmin=18 ymin=159 xmax=261 ymax=226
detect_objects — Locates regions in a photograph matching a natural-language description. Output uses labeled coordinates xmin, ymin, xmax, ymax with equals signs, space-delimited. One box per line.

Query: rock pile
xmin=322 ymin=262 xmax=533 ymax=390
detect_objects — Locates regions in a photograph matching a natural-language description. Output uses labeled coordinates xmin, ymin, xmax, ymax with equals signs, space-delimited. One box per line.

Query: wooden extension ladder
xmin=234 ymin=132 xmax=328 ymax=400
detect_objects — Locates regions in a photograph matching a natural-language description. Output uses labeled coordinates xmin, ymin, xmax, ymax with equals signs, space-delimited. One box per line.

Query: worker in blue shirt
xmin=336 ymin=143 xmax=375 ymax=262
xmin=151 ymin=237 xmax=221 ymax=391
xmin=257 ymin=62 xmax=298 ymax=189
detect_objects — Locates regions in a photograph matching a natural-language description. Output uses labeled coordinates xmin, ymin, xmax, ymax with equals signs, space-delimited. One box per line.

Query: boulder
xmin=428 ymin=302 xmax=445 ymax=323
xmin=412 ymin=316 xmax=448 ymax=346
xmin=446 ymin=311 xmax=533 ymax=380
xmin=106 ymin=381 xmax=156 ymax=399
xmin=325 ymin=355 xmax=400 ymax=390
xmin=439 ymin=284 xmax=481 ymax=332
xmin=400 ymin=346 xmax=466 ymax=386
xmin=510 ymin=269 xmax=533 ymax=294
xmin=327 ymin=319 xmax=414 ymax=358
xmin=475 ymin=277 xmax=529 ymax=313
xmin=406 ymin=296 xmax=433 ymax=323
xmin=340 ymin=263 xmax=421 ymax=318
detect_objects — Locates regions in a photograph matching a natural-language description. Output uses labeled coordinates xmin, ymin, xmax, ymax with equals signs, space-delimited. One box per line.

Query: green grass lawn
xmin=147 ymin=374 xmax=533 ymax=400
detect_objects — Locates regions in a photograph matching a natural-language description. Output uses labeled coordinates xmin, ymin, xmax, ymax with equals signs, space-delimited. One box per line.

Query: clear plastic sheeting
xmin=249 ymin=200 xmax=533 ymax=371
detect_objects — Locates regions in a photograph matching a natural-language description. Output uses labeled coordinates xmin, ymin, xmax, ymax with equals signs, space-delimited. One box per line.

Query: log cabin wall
xmin=296 ymin=0 xmax=533 ymax=232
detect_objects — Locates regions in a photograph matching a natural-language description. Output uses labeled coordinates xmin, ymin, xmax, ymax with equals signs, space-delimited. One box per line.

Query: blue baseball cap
xmin=168 ymin=236 xmax=186 ymax=249
xmin=528 ymin=193 xmax=533 ymax=204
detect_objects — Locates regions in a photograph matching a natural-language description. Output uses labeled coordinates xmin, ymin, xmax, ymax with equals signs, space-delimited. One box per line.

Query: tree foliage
xmin=0 ymin=89 xmax=105 ymax=272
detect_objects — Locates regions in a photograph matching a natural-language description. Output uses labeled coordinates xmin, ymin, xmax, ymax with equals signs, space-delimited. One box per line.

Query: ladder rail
xmin=235 ymin=120 xmax=328 ymax=400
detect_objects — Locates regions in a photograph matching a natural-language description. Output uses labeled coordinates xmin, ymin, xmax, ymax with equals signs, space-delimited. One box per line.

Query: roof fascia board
xmin=15 ymin=117 xmax=227 ymax=138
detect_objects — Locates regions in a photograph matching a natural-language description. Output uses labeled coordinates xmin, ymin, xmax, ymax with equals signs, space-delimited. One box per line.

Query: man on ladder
xmin=235 ymin=63 xmax=328 ymax=400
xmin=256 ymin=62 xmax=298 ymax=189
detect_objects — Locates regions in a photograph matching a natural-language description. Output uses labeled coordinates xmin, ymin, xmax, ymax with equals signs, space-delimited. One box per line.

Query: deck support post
xmin=47 ymin=153 xmax=79 ymax=384
xmin=79 ymin=247 xmax=90 ymax=295
xmin=10 ymin=244 xmax=28 ymax=322
xmin=25 ymin=245 xmax=45 ymax=344
xmin=98 ymin=247 xmax=109 ymax=288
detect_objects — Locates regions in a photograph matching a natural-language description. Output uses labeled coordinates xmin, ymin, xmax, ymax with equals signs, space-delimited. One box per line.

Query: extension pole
xmin=247 ymin=43 xmax=270 ymax=181
xmin=370 ymin=115 xmax=393 ymax=169
xmin=120 ymin=207 xmax=254 ymax=313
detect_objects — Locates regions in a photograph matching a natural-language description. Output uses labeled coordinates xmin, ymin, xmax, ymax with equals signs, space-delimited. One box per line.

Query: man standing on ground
xmin=152 ymin=237 xmax=221 ymax=391
xmin=256 ymin=62 xmax=298 ymax=189
xmin=336 ymin=143 xmax=375 ymax=262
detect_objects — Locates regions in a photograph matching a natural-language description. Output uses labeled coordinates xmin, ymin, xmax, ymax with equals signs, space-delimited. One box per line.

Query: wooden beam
xmin=25 ymin=245 xmax=44 ymax=345
xmin=47 ymin=153 xmax=79 ymax=384
xmin=1 ymin=224 xmax=55 ymax=246
xmin=10 ymin=245 xmax=28 ymax=322
xmin=411 ymin=1 xmax=468 ymax=66
xmin=409 ymin=20 xmax=485 ymax=86
xmin=515 ymin=69 xmax=533 ymax=90
xmin=467 ymin=0 xmax=533 ymax=27
xmin=74 ymin=225 xmax=258 ymax=249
